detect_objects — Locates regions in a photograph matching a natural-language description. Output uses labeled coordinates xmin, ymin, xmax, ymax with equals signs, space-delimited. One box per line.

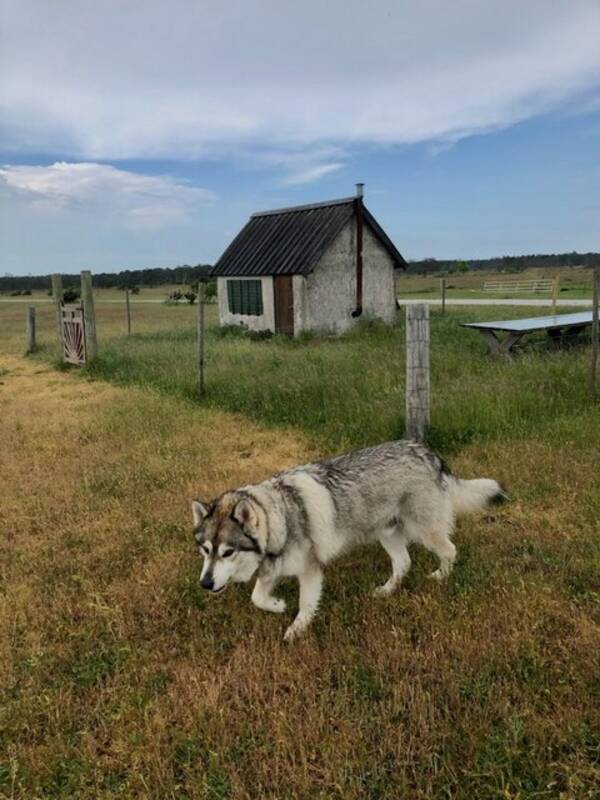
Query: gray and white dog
xmin=191 ymin=440 xmax=507 ymax=641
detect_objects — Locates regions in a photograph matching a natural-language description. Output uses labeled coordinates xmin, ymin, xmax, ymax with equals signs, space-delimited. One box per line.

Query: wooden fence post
xmin=406 ymin=304 xmax=430 ymax=442
xmin=25 ymin=306 xmax=36 ymax=355
xmin=551 ymin=275 xmax=560 ymax=314
xmin=80 ymin=270 xmax=97 ymax=360
xmin=51 ymin=273 xmax=63 ymax=349
xmin=591 ymin=266 xmax=599 ymax=401
xmin=196 ymin=281 xmax=206 ymax=398
xmin=440 ymin=278 xmax=446 ymax=316
xmin=125 ymin=288 xmax=132 ymax=335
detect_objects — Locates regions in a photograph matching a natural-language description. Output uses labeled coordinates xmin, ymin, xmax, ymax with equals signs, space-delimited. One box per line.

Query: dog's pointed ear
xmin=232 ymin=498 xmax=258 ymax=529
xmin=191 ymin=499 xmax=210 ymax=526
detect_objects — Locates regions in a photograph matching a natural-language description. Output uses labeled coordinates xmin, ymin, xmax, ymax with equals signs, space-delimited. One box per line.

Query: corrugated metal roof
xmin=211 ymin=197 xmax=406 ymax=277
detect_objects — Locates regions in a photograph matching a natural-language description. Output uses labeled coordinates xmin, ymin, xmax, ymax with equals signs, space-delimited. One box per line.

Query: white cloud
xmin=0 ymin=162 xmax=213 ymax=228
xmin=1 ymin=0 xmax=599 ymax=177
xmin=246 ymin=146 xmax=346 ymax=185
xmin=283 ymin=163 xmax=344 ymax=185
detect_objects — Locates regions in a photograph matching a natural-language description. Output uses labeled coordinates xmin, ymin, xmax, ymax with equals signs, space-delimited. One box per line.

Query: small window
xmin=227 ymin=280 xmax=263 ymax=316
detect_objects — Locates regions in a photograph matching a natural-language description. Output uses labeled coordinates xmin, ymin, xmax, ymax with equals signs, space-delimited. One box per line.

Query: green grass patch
xmin=81 ymin=309 xmax=599 ymax=457
xmin=67 ymin=640 xmax=131 ymax=689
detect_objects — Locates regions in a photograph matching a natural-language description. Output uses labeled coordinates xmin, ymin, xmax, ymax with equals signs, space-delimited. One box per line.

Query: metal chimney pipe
xmin=352 ymin=183 xmax=364 ymax=317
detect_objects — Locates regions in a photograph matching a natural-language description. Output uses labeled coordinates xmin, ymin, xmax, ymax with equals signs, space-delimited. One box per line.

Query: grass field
xmin=1 ymin=298 xmax=599 ymax=799
xmin=0 ymin=285 xmax=203 ymax=305
xmin=397 ymin=266 xmax=594 ymax=301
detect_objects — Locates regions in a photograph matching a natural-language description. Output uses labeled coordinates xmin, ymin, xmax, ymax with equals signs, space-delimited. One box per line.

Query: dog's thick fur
xmin=191 ymin=440 xmax=507 ymax=640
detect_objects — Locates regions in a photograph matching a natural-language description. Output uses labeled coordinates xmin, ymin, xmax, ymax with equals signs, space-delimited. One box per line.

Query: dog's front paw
xmin=373 ymin=582 xmax=396 ymax=597
xmin=268 ymin=597 xmax=287 ymax=614
xmin=252 ymin=595 xmax=287 ymax=614
xmin=429 ymin=569 xmax=446 ymax=582
xmin=283 ymin=621 xmax=306 ymax=642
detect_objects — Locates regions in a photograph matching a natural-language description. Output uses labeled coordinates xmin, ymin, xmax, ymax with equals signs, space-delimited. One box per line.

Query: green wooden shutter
xmin=227 ymin=280 xmax=263 ymax=315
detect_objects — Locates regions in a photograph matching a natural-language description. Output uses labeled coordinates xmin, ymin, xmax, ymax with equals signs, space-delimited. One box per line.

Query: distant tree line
xmin=0 ymin=263 xmax=213 ymax=292
xmin=2 ymin=252 xmax=599 ymax=292
xmin=406 ymin=252 xmax=600 ymax=276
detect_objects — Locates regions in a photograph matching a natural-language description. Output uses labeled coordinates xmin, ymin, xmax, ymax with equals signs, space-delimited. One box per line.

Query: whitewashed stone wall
xmin=361 ymin=224 xmax=397 ymax=325
xmin=292 ymin=274 xmax=308 ymax=336
xmin=304 ymin=220 xmax=396 ymax=334
xmin=305 ymin=222 xmax=354 ymax=334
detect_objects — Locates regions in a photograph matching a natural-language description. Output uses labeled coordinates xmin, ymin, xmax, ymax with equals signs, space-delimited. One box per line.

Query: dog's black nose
xmin=200 ymin=574 xmax=214 ymax=591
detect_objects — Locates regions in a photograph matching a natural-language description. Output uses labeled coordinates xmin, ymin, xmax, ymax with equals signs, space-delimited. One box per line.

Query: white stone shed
xmin=211 ymin=186 xmax=406 ymax=336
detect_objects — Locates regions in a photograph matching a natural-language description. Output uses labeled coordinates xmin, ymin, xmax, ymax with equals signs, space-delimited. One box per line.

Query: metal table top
xmin=461 ymin=311 xmax=593 ymax=333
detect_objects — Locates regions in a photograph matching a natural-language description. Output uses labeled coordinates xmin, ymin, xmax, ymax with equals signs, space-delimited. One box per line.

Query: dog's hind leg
xmin=252 ymin=574 xmax=286 ymax=614
xmin=410 ymin=495 xmax=456 ymax=581
xmin=419 ymin=507 xmax=456 ymax=581
xmin=284 ymin=561 xmax=324 ymax=642
xmin=426 ymin=531 xmax=456 ymax=581
xmin=374 ymin=531 xmax=411 ymax=597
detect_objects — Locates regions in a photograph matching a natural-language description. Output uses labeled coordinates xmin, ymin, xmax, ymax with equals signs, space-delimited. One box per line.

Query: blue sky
xmin=1 ymin=0 xmax=600 ymax=275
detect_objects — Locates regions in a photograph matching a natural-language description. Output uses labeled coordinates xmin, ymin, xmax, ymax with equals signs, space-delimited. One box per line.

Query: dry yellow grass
xmin=0 ymin=299 xmax=217 ymax=358
xmin=1 ymin=356 xmax=599 ymax=799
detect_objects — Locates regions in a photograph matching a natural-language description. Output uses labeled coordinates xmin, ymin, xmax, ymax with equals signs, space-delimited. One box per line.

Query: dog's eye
xmin=200 ymin=544 xmax=210 ymax=556
xmin=221 ymin=548 xmax=235 ymax=558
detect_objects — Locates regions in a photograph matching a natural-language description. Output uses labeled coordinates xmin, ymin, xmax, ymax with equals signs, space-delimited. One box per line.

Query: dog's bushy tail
xmin=447 ymin=476 xmax=508 ymax=515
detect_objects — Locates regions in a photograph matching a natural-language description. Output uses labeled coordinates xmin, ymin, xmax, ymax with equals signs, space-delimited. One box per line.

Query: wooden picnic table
xmin=461 ymin=311 xmax=594 ymax=354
